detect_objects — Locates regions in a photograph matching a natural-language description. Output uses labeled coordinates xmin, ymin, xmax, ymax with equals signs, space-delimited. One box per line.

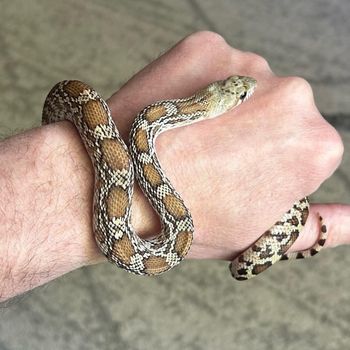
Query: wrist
xmin=37 ymin=121 xmax=103 ymax=266
xmin=38 ymin=118 xmax=161 ymax=260
xmin=37 ymin=120 xmax=160 ymax=266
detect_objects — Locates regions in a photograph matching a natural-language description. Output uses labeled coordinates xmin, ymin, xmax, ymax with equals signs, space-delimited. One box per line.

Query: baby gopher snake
xmin=42 ymin=76 xmax=327 ymax=279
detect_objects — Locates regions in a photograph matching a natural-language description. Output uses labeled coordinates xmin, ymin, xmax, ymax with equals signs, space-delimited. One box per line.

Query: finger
xmin=287 ymin=203 xmax=350 ymax=253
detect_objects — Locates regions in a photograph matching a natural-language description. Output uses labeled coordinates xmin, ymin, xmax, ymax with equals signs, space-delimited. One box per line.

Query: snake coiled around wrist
xmin=42 ymin=76 xmax=327 ymax=279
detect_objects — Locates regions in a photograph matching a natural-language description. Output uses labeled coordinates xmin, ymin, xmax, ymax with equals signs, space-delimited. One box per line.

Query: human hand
xmin=107 ymin=31 xmax=348 ymax=261
xmin=1 ymin=31 xmax=348 ymax=301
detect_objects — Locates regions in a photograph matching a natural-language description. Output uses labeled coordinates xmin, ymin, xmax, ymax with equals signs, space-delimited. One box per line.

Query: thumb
xmin=287 ymin=203 xmax=350 ymax=253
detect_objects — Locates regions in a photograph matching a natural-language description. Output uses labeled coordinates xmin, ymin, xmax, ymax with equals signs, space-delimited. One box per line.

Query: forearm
xmin=0 ymin=121 xmax=157 ymax=301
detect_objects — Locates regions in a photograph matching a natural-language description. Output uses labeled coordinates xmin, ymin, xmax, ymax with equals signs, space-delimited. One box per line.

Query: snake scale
xmin=42 ymin=76 xmax=328 ymax=279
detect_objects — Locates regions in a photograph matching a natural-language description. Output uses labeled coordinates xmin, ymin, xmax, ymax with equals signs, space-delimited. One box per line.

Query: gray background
xmin=0 ymin=0 xmax=349 ymax=349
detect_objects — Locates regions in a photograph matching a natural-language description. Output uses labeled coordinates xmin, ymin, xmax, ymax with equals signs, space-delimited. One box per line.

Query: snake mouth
xmin=241 ymin=87 xmax=255 ymax=102
xmin=238 ymin=88 xmax=254 ymax=105
xmin=240 ymin=77 xmax=257 ymax=102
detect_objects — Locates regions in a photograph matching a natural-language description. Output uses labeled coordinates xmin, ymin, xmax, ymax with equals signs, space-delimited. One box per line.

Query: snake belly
xmin=42 ymin=76 xmax=326 ymax=278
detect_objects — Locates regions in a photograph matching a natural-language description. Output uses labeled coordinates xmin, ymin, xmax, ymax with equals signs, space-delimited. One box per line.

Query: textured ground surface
xmin=0 ymin=0 xmax=349 ymax=349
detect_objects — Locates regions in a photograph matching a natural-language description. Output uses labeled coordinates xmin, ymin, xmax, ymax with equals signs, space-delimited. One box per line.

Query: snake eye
xmin=240 ymin=92 xmax=247 ymax=100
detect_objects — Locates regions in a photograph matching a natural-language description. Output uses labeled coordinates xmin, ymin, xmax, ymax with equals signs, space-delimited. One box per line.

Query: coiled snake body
xmin=42 ymin=76 xmax=327 ymax=279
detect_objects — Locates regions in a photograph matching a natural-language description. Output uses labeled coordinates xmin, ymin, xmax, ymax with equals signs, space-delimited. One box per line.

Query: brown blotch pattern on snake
xmin=145 ymin=105 xmax=167 ymax=122
xmin=134 ymin=128 xmax=149 ymax=153
xmin=178 ymin=101 xmax=207 ymax=115
xmin=64 ymin=80 xmax=91 ymax=97
xmin=162 ymin=194 xmax=187 ymax=219
xmin=82 ymin=100 xmax=109 ymax=130
xmin=277 ymin=230 xmax=299 ymax=255
xmin=252 ymin=262 xmax=272 ymax=275
xmin=112 ymin=234 xmax=135 ymax=265
xmin=143 ymin=163 xmax=162 ymax=187
xmin=174 ymin=231 xmax=193 ymax=257
xmin=301 ymin=208 xmax=309 ymax=225
xmin=101 ymin=139 xmax=130 ymax=171
xmin=144 ymin=256 xmax=169 ymax=275
xmin=106 ymin=187 xmax=129 ymax=218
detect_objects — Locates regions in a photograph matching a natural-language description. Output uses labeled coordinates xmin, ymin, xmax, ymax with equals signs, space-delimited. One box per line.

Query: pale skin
xmin=0 ymin=31 xmax=348 ymax=302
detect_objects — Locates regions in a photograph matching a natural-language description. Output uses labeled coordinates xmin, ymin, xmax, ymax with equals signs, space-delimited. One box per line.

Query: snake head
xmin=207 ymin=75 xmax=257 ymax=117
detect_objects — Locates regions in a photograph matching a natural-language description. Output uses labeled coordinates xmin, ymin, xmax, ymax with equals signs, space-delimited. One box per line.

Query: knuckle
xmin=284 ymin=76 xmax=314 ymax=99
xmin=176 ymin=32 xmax=233 ymax=71
xmin=322 ymin=127 xmax=344 ymax=164
xmin=311 ymin=124 xmax=344 ymax=174
xmin=244 ymin=52 xmax=271 ymax=71
xmin=189 ymin=31 xmax=226 ymax=45
xmin=179 ymin=31 xmax=227 ymax=54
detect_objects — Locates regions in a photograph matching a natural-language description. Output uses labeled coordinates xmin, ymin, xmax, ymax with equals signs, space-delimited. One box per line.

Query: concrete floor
xmin=0 ymin=0 xmax=349 ymax=349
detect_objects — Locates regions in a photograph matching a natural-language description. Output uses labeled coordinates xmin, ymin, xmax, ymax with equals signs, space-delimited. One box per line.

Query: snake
xmin=42 ymin=76 xmax=328 ymax=279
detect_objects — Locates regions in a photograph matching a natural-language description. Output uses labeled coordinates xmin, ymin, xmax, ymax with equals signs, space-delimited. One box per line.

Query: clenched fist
xmin=108 ymin=31 xmax=345 ymax=261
